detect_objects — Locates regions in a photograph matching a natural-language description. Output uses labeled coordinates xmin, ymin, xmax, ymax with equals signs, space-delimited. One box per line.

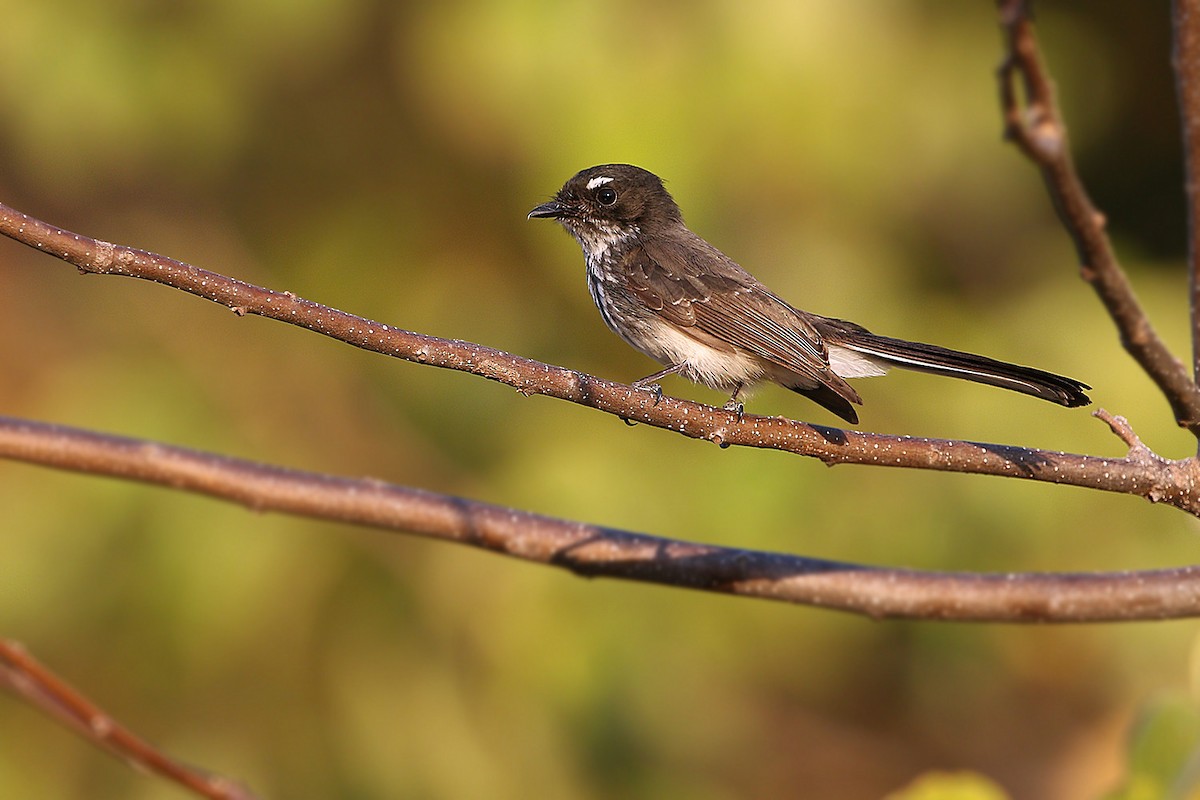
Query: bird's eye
xmin=596 ymin=187 xmax=617 ymax=206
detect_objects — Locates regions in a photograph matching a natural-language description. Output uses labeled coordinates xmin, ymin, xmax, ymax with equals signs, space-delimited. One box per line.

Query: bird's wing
xmin=626 ymin=234 xmax=840 ymax=389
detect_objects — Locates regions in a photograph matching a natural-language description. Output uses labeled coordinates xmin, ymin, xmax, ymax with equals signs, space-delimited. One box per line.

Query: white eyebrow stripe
xmin=586 ymin=176 xmax=614 ymax=190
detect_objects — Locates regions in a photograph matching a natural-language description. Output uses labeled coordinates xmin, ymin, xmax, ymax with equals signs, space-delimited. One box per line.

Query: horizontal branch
xmin=1 ymin=202 xmax=1197 ymax=513
xmin=997 ymin=0 xmax=1200 ymax=432
xmin=1 ymin=414 xmax=1198 ymax=623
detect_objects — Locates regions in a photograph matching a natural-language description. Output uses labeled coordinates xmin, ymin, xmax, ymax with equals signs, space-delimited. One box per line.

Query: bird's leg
xmin=618 ymin=363 xmax=684 ymax=426
xmin=723 ymin=384 xmax=745 ymax=422
xmin=632 ymin=363 xmax=684 ymax=405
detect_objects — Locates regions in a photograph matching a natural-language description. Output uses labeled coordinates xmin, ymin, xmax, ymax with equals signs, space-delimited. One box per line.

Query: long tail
xmin=818 ymin=319 xmax=1091 ymax=408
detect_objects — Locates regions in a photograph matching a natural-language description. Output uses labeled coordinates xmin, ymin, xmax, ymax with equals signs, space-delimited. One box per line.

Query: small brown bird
xmin=529 ymin=164 xmax=1090 ymax=424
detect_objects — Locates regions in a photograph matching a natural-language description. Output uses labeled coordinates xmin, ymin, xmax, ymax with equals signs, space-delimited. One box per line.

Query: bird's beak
xmin=528 ymin=200 xmax=567 ymax=220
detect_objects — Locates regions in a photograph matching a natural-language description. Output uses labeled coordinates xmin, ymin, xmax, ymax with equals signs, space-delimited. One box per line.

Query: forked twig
xmin=999 ymin=0 xmax=1200 ymax=432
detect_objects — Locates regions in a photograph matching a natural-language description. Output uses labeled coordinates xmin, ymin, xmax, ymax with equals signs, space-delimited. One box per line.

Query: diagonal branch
xmin=0 ymin=640 xmax=257 ymax=800
xmin=0 ymin=414 xmax=1198 ymax=623
xmin=4 ymin=201 xmax=1198 ymax=511
xmin=997 ymin=0 xmax=1200 ymax=434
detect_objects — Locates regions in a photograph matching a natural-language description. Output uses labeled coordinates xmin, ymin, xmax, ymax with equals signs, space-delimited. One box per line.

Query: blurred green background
xmin=1 ymin=1 xmax=1198 ymax=798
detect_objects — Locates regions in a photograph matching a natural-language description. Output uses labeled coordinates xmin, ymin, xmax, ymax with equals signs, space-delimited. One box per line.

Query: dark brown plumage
xmin=530 ymin=164 xmax=1090 ymax=423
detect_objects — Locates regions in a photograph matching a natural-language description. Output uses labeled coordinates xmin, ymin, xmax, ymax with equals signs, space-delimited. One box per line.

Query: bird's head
xmin=529 ymin=164 xmax=683 ymax=254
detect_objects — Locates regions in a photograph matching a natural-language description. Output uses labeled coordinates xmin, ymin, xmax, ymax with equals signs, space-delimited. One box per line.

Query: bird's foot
xmin=722 ymin=400 xmax=745 ymax=422
xmin=633 ymin=381 xmax=664 ymax=405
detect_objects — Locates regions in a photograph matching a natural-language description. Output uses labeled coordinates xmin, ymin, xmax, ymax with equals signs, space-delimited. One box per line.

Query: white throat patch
xmin=585 ymin=176 xmax=614 ymax=190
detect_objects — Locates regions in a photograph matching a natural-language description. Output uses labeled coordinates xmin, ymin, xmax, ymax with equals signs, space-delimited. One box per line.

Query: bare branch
xmin=998 ymin=0 xmax=1200 ymax=433
xmin=0 ymin=415 xmax=1196 ymax=622
xmin=0 ymin=640 xmax=257 ymax=800
xmin=3 ymin=202 xmax=1195 ymax=510
xmin=0 ymin=9 xmax=1196 ymax=626
xmin=1174 ymin=0 xmax=1200 ymax=423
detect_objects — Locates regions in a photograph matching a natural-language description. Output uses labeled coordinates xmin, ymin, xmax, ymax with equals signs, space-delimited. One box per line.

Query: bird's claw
xmin=634 ymin=382 xmax=664 ymax=405
xmin=722 ymin=400 xmax=745 ymax=422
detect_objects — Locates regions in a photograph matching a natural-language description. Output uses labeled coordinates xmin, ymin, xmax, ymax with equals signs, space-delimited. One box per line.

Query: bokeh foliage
xmin=0 ymin=1 xmax=1198 ymax=797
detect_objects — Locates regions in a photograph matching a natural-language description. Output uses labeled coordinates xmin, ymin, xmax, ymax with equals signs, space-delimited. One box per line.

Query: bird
xmin=528 ymin=164 xmax=1090 ymax=424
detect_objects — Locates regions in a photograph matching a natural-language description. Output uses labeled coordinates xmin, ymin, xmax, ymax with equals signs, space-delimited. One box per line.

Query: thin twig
xmin=0 ymin=415 xmax=1196 ymax=622
xmin=0 ymin=640 xmax=257 ymax=800
xmin=2 ymin=203 xmax=1194 ymax=510
xmin=1174 ymin=0 xmax=1200 ymax=444
xmin=998 ymin=0 xmax=1200 ymax=433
